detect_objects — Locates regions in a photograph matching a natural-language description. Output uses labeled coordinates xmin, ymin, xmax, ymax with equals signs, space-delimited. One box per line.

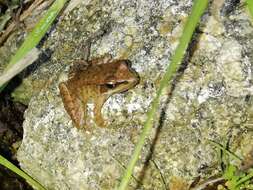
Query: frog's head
xmin=115 ymin=60 xmax=139 ymax=83
xmin=105 ymin=60 xmax=139 ymax=91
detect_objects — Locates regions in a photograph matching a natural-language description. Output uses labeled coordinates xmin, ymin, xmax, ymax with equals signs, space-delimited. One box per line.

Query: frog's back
xmin=68 ymin=61 xmax=120 ymax=86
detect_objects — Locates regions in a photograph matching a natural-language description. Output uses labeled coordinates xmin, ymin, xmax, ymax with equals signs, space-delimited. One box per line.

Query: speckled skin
xmin=59 ymin=54 xmax=139 ymax=128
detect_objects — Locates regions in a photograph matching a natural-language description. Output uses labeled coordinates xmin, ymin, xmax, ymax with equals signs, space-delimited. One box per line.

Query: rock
xmin=17 ymin=1 xmax=253 ymax=190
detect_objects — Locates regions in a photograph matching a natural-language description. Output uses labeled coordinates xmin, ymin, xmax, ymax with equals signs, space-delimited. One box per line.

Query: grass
xmin=117 ymin=0 xmax=209 ymax=189
xmin=0 ymin=48 xmax=40 ymax=87
xmin=246 ymin=0 xmax=253 ymax=18
xmin=1 ymin=0 xmax=253 ymax=190
xmin=0 ymin=0 xmax=68 ymax=93
xmin=0 ymin=0 xmax=68 ymax=189
xmin=210 ymin=141 xmax=253 ymax=190
xmin=0 ymin=154 xmax=46 ymax=190
xmin=208 ymin=140 xmax=243 ymax=162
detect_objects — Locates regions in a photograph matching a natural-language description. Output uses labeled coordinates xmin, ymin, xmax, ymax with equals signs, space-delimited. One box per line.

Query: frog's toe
xmin=96 ymin=119 xmax=107 ymax=128
xmin=82 ymin=124 xmax=91 ymax=131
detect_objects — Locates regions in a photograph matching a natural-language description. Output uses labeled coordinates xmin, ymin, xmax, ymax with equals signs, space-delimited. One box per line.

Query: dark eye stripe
xmin=105 ymin=84 xmax=116 ymax=89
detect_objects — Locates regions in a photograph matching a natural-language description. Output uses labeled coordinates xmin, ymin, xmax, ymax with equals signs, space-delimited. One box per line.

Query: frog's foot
xmin=91 ymin=54 xmax=112 ymax=65
xmin=59 ymin=82 xmax=86 ymax=129
xmin=81 ymin=124 xmax=91 ymax=131
xmin=95 ymin=117 xmax=107 ymax=128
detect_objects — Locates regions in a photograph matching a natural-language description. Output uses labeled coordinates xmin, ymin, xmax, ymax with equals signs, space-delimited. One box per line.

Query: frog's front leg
xmin=59 ymin=82 xmax=86 ymax=128
xmin=93 ymin=94 xmax=108 ymax=127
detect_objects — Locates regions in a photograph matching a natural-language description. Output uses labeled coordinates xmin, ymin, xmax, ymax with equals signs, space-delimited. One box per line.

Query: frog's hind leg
xmin=59 ymin=82 xmax=85 ymax=128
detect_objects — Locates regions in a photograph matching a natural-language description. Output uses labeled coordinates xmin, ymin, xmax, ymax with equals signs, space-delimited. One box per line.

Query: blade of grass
xmin=117 ymin=0 xmax=208 ymax=189
xmin=246 ymin=0 xmax=253 ymax=18
xmin=0 ymin=48 xmax=40 ymax=87
xmin=6 ymin=0 xmax=67 ymax=69
xmin=208 ymin=140 xmax=243 ymax=161
xmin=236 ymin=171 xmax=253 ymax=188
xmin=0 ymin=0 xmax=68 ymax=92
xmin=0 ymin=154 xmax=47 ymax=190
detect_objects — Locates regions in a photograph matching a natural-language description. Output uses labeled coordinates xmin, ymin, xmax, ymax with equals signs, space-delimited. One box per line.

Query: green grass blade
xmin=246 ymin=0 xmax=253 ymax=18
xmin=117 ymin=0 xmax=208 ymax=189
xmin=236 ymin=171 xmax=253 ymax=188
xmin=208 ymin=140 xmax=243 ymax=161
xmin=0 ymin=83 xmax=7 ymax=93
xmin=6 ymin=0 xmax=67 ymax=69
xmin=0 ymin=154 xmax=46 ymax=190
xmin=0 ymin=48 xmax=40 ymax=87
xmin=0 ymin=0 xmax=68 ymax=92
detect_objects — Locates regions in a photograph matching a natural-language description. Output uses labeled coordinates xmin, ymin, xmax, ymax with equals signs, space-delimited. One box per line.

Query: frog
xmin=58 ymin=45 xmax=139 ymax=129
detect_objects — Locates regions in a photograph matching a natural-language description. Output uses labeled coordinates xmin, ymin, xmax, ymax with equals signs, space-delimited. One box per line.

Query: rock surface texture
xmin=15 ymin=0 xmax=253 ymax=189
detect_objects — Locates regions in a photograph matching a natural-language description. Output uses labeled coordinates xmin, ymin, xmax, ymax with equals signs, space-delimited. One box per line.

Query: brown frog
xmin=59 ymin=46 xmax=139 ymax=129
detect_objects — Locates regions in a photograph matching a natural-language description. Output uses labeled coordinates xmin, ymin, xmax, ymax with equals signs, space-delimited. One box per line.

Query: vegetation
xmin=210 ymin=140 xmax=253 ymax=190
xmin=0 ymin=0 xmax=68 ymax=189
xmin=118 ymin=0 xmax=209 ymax=189
xmin=0 ymin=0 xmax=68 ymax=92
xmin=118 ymin=1 xmax=253 ymax=189
xmin=1 ymin=0 xmax=253 ymax=190
xmin=246 ymin=0 xmax=253 ymax=18
xmin=0 ymin=154 xmax=46 ymax=190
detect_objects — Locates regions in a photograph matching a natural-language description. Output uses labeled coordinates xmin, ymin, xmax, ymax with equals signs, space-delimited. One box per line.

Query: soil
xmin=0 ymin=80 xmax=33 ymax=190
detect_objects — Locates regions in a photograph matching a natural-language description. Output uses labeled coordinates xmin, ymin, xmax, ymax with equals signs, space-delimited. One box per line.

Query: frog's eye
xmin=105 ymin=83 xmax=116 ymax=89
